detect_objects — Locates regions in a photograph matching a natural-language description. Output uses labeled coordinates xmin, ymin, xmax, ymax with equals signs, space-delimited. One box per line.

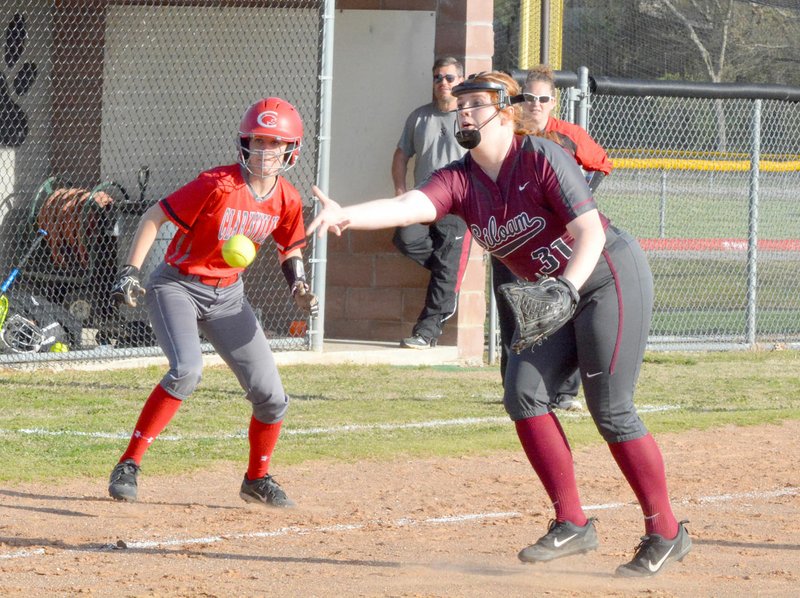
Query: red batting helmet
xmin=238 ymin=97 xmax=303 ymax=174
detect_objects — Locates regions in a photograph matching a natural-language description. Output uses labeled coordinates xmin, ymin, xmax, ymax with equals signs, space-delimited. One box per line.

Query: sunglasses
xmin=525 ymin=94 xmax=555 ymax=104
xmin=433 ymin=74 xmax=458 ymax=84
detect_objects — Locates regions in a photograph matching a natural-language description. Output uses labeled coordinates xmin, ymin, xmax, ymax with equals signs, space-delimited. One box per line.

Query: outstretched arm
xmin=306 ymin=185 xmax=438 ymax=238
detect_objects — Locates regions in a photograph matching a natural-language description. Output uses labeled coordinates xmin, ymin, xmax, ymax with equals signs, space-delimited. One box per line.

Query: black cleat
xmin=108 ymin=458 xmax=140 ymax=502
xmin=518 ymin=518 xmax=599 ymax=563
xmin=239 ymin=474 xmax=295 ymax=508
xmin=616 ymin=520 xmax=692 ymax=577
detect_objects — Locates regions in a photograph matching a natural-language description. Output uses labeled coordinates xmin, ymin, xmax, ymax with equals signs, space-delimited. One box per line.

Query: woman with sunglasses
xmin=493 ymin=64 xmax=615 ymax=412
xmin=524 ymin=64 xmax=613 ymax=191
xmin=307 ymin=71 xmax=691 ymax=578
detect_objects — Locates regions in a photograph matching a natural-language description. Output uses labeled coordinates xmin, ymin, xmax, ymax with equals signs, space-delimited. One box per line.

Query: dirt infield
xmin=1 ymin=420 xmax=798 ymax=597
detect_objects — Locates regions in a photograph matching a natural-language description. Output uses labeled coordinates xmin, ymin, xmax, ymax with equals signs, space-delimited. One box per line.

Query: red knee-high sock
xmin=515 ymin=413 xmax=587 ymax=526
xmin=246 ymin=416 xmax=283 ymax=480
xmin=120 ymin=385 xmax=182 ymax=465
xmin=608 ymin=434 xmax=679 ymax=538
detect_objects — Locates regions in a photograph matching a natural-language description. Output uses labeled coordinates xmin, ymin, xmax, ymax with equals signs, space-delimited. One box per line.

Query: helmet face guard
xmin=451 ymin=78 xmax=528 ymax=149
xmin=237 ymin=97 xmax=303 ymax=177
xmin=1 ymin=314 xmax=44 ymax=353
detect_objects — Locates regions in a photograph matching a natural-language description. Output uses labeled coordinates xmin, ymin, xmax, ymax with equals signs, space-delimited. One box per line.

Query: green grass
xmin=598 ymin=171 xmax=800 ymax=240
xmin=651 ymin=309 xmax=800 ymax=336
xmin=1 ymin=351 xmax=799 ymax=483
xmin=597 ymin=186 xmax=800 ymax=338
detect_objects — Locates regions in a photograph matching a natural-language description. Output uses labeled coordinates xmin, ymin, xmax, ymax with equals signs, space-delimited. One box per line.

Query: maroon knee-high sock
xmin=515 ymin=413 xmax=587 ymax=525
xmin=246 ymin=416 xmax=283 ymax=480
xmin=120 ymin=385 xmax=182 ymax=465
xmin=608 ymin=434 xmax=679 ymax=538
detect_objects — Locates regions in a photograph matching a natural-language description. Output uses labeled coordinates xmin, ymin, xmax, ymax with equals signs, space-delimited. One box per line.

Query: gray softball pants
xmin=503 ymin=227 xmax=653 ymax=443
xmin=145 ymin=263 xmax=289 ymax=423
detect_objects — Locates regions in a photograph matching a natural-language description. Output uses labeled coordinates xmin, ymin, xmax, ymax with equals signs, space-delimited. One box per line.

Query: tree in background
xmin=553 ymin=0 xmax=800 ymax=86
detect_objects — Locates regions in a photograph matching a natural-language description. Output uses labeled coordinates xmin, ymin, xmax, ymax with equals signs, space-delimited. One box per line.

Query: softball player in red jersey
xmin=107 ymin=97 xmax=317 ymax=508
xmin=307 ymin=72 xmax=691 ymax=577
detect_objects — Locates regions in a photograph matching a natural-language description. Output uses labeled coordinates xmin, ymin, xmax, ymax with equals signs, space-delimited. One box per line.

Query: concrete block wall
xmin=331 ymin=0 xmax=494 ymax=362
xmin=324 ymin=229 xmax=487 ymax=360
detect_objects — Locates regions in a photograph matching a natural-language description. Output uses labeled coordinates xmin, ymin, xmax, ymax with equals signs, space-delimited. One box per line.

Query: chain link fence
xmin=593 ymin=93 xmax=800 ymax=349
xmin=3 ymin=2 xmax=799 ymax=365
xmin=0 ymin=1 xmax=324 ymax=366
xmin=491 ymin=0 xmax=800 ymax=354
xmin=488 ymin=75 xmax=800 ymax=356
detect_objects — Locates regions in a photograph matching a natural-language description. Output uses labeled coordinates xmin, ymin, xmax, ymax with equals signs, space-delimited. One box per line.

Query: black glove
xmin=291 ymin=281 xmax=319 ymax=316
xmin=499 ymin=276 xmax=579 ymax=353
xmin=111 ymin=264 xmax=146 ymax=308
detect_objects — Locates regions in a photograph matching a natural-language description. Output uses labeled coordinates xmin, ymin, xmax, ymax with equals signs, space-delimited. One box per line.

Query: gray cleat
xmin=239 ymin=474 xmax=295 ymax=508
xmin=518 ymin=518 xmax=599 ymax=563
xmin=616 ymin=520 xmax=692 ymax=577
xmin=108 ymin=458 xmax=140 ymax=502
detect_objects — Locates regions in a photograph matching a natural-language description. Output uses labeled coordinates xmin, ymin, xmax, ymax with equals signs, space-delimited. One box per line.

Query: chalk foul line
xmin=0 ymin=405 xmax=679 ymax=442
xmin=0 ymin=487 xmax=795 ymax=560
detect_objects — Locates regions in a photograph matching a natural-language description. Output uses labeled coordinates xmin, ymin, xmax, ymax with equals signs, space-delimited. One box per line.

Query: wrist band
xmin=281 ymin=256 xmax=306 ymax=289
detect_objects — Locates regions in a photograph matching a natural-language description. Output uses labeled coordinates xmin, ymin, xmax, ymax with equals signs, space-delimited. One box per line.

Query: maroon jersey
xmin=420 ymin=134 xmax=609 ymax=280
xmin=160 ymin=164 xmax=306 ymax=278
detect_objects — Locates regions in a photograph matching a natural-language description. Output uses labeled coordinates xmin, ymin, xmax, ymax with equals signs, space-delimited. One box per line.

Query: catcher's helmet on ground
xmin=238 ymin=97 xmax=303 ymax=175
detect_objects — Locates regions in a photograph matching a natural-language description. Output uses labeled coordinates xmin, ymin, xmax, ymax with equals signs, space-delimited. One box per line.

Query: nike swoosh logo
xmin=454 ymin=236 xmax=464 ymax=240
xmin=553 ymin=534 xmax=578 ymax=548
xmin=647 ymin=544 xmax=675 ymax=572
xmin=586 ymin=371 xmax=603 ymax=378
xmin=518 ymin=181 xmax=530 ymax=191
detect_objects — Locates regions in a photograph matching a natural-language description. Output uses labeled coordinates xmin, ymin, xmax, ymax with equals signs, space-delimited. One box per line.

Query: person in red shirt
xmin=525 ymin=65 xmax=613 ymax=188
xmin=107 ymin=97 xmax=317 ymax=508
xmin=307 ymin=71 xmax=690 ymax=578
xmin=493 ymin=64 xmax=614 ymax=411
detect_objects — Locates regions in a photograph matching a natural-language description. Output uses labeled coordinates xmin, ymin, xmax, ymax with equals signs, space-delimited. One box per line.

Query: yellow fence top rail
xmin=613 ymin=157 xmax=800 ymax=172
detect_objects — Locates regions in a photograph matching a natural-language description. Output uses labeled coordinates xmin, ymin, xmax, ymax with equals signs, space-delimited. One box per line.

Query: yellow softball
xmin=222 ymin=234 xmax=256 ymax=268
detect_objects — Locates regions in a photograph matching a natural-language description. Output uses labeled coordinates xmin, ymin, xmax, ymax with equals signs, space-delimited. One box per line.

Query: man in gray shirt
xmin=391 ymin=56 xmax=470 ymax=348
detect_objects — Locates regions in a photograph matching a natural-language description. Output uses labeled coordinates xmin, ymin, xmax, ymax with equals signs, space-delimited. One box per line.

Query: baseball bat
xmin=0 ymin=228 xmax=48 ymax=331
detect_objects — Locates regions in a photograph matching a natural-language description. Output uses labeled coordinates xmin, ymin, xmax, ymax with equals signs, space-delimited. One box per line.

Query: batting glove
xmin=111 ymin=264 xmax=146 ymax=308
xmin=291 ymin=281 xmax=319 ymax=316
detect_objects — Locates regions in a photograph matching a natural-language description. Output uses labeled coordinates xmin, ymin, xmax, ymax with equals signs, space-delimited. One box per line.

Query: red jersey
xmin=545 ymin=118 xmax=613 ymax=175
xmin=420 ymin=134 xmax=610 ymax=281
xmin=159 ymin=164 xmax=306 ymax=278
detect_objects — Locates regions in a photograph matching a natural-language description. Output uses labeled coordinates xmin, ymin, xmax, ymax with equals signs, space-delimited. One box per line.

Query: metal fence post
xmin=576 ymin=66 xmax=589 ymax=130
xmin=660 ymin=169 xmax=667 ymax=238
xmin=745 ymin=99 xmax=761 ymax=346
xmin=487 ymin=256 xmax=498 ymax=365
xmin=310 ymin=0 xmax=336 ymax=352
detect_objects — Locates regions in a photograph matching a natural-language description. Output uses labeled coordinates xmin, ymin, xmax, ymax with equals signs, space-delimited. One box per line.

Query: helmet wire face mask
xmin=1 ymin=314 xmax=45 ymax=353
xmin=451 ymin=77 xmax=511 ymax=150
xmin=237 ymin=97 xmax=303 ymax=177
xmin=239 ymin=136 xmax=298 ymax=178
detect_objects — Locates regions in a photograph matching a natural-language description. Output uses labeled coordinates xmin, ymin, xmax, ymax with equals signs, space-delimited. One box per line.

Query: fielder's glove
xmin=499 ymin=276 xmax=579 ymax=353
xmin=291 ymin=281 xmax=319 ymax=316
xmin=111 ymin=264 xmax=146 ymax=308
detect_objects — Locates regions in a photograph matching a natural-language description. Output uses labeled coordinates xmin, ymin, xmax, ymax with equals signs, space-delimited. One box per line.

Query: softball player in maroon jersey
xmin=307 ymin=72 xmax=691 ymax=577
xmin=107 ymin=97 xmax=317 ymax=508
xmin=493 ymin=64 xmax=615 ymax=411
